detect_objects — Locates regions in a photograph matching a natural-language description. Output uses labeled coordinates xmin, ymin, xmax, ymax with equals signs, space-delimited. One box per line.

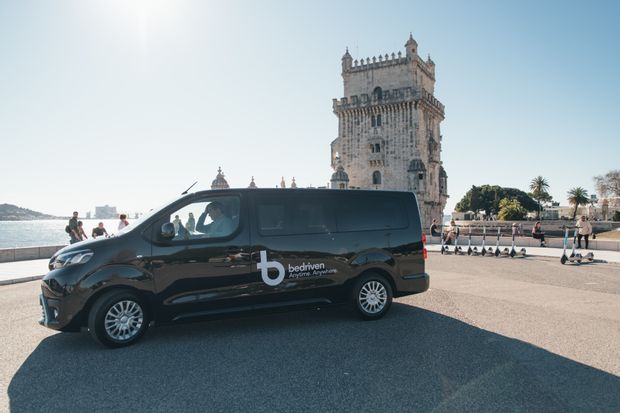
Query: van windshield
xmin=116 ymin=196 xmax=184 ymax=235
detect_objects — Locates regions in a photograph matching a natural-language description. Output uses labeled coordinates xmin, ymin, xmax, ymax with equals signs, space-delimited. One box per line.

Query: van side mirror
xmin=160 ymin=223 xmax=175 ymax=239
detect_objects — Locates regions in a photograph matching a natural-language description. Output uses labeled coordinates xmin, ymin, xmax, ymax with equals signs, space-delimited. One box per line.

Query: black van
xmin=40 ymin=189 xmax=429 ymax=347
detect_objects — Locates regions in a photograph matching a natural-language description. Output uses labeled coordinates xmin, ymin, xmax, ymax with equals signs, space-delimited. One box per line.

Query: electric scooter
xmin=561 ymin=227 xmax=582 ymax=264
xmin=454 ymin=227 xmax=463 ymax=255
xmin=440 ymin=225 xmax=450 ymax=255
xmin=481 ymin=226 xmax=494 ymax=256
xmin=509 ymin=233 xmax=527 ymax=258
xmin=467 ymin=228 xmax=475 ymax=255
xmin=494 ymin=227 xmax=502 ymax=257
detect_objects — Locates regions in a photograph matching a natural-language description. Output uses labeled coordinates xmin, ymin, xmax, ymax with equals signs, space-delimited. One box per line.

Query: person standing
xmin=77 ymin=221 xmax=88 ymax=241
xmin=186 ymin=212 xmax=196 ymax=232
xmin=531 ymin=221 xmax=546 ymax=247
xmin=576 ymin=215 xmax=593 ymax=249
xmin=172 ymin=215 xmax=182 ymax=233
xmin=68 ymin=211 xmax=80 ymax=244
xmin=512 ymin=223 xmax=523 ymax=237
xmin=118 ymin=214 xmax=129 ymax=231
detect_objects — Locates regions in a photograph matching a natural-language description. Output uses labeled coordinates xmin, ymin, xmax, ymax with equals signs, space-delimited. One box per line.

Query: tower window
xmin=371 ymin=115 xmax=376 ymax=127
xmin=373 ymin=87 xmax=383 ymax=101
xmin=375 ymin=143 xmax=381 ymax=153
xmin=418 ymin=173 xmax=424 ymax=180
xmin=372 ymin=171 xmax=382 ymax=185
xmin=377 ymin=114 xmax=382 ymax=126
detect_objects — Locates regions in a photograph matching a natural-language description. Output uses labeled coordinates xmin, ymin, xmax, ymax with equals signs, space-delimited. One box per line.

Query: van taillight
xmin=422 ymin=233 xmax=426 ymax=245
xmin=423 ymin=248 xmax=428 ymax=260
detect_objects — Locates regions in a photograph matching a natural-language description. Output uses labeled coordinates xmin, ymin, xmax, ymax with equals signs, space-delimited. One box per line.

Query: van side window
xmin=293 ymin=199 xmax=334 ymax=234
xmin=336 ymin=196 xmax=408 ymax=232
xmin=257 ymin=203 xmax=287 ymax=236
xmin=256 ymin=196 xmax=335 ymax=236
xmin=167 ymin=196 xmax=240 ymax=241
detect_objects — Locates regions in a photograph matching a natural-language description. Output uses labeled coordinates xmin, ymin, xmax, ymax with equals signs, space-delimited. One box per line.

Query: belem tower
xmin=330 ymin=34 xmax=448 ymax=227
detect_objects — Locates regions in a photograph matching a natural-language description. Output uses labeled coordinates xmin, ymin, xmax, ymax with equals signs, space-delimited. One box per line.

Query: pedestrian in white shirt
xmin=576 ymin=215 xmax=592 ymax=249
xmin=118 ymin=214 xmax=129 ymax=231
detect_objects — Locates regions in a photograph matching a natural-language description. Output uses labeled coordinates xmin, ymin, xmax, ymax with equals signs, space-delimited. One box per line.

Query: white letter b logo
xmin=257 ymin=250 xmax=285 ymax=286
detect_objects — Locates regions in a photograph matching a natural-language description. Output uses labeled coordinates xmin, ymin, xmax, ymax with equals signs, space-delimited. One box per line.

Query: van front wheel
xmin=88 ymin=290 xmax=149 ymax=348
xmin=353 ymin=273 xmax=393 ymax=320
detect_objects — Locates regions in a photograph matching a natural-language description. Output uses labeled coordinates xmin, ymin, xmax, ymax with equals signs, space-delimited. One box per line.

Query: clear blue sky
xmin=1 ymin=0 xmax=618 ymax=217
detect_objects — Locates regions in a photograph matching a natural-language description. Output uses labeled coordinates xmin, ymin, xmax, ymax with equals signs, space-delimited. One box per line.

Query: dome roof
xmin=248 ymin=176 xmax=257 ymax=188
xmin=408 ymin=159 xmax=426 ymax=172
xmin=211 ymin=167 xmax=230 ymax=189
xmin=330 ymin=165 xmax=349 ymax=182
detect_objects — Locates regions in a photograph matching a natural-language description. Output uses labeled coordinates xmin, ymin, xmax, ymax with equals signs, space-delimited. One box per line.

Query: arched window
xmin=376 ymin=114 xmax=382 ymax=126
xmin=373 ymin=87 xmax=383 ymax=100
xmin=371 ymin=115 xmax=376 ymax=127
xmin=339 ymin=183 xmax=345 ymax=189
xmin=374 ymin=143 xmax=381 ymax=153
xmin=372 ymin=171 xmax=382 ymax=185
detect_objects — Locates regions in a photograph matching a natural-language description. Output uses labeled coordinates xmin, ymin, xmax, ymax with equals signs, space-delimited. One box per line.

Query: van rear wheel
xmin=88 ymin=290 xmax=149 ymax=348
xmin=353 ymin=273 xmax=393 ymax=320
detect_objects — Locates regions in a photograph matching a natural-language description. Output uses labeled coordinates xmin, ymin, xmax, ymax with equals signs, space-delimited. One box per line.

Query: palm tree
xmin=567 ymin=187 xmax=589 ymax=219
xmin=530 ymin=176 xmax=550 ymax=219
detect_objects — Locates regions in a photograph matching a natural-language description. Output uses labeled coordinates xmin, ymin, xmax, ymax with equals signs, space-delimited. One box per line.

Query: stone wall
xmin=0 ymin=245 xmax=65 ymax=263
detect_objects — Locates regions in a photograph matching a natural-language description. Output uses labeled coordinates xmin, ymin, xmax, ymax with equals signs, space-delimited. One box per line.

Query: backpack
xmin=65 ymin=225 xmax=71 ymax=234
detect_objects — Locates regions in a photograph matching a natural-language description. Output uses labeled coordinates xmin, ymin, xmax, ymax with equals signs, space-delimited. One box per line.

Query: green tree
xmin=567 ymin=187 xmax=589 ymax=219
xmin=497 ymin=198 xmax=527 ymax=221
xmin=455 ymin=185 xmax=538 ymax=216
xmin=529 ymin=176 xmax=552 ymax=219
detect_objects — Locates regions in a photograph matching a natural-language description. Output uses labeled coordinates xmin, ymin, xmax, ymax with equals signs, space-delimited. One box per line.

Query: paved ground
xmin=2 ymin=255 xmax=620 ymax=412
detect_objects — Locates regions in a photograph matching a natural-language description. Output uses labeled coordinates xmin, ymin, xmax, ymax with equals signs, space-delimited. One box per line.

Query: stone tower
xmin=331 ymin=34 xmax=448 ymax=226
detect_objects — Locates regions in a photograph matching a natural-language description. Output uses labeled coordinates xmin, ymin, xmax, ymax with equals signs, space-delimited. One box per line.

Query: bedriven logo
xmin=257 ymin=250 xmax=285 ymax=286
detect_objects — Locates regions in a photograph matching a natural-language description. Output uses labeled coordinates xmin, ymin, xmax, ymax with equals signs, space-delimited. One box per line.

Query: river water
xmin=0 ymin=214 xmax=455 ymax=249
xmin=0 ymin=219 xmax=126 ymax=248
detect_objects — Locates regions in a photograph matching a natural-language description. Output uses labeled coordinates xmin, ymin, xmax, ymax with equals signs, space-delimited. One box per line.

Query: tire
xmin=352 ymin=273 xmax=393 ymax=320
xmin=88 ymin=290 xmax=149 ymax=348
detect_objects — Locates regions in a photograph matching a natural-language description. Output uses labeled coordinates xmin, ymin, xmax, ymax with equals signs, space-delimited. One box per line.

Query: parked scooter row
xmin=440 ymin=226 xmax=526 ymax=258
xmin=560 ymin=226 xmax=594 ymax=265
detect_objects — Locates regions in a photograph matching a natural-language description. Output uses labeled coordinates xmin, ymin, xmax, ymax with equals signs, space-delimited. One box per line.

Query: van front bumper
xmin=396 ymin=272 xmax=430 ymax=296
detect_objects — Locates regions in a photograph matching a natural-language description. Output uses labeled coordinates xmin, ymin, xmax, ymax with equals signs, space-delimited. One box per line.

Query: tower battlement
xmin=332 ymin=86 xmax=444 ymax=117
xmin=345 ymin=52 xmax=435 ymax=80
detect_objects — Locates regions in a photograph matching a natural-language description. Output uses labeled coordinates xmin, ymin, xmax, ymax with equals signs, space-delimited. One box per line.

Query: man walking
xmin=68 ymin=211 xmax=80 ymax=244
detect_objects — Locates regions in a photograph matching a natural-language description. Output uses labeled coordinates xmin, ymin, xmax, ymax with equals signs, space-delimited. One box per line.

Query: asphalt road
xmin=1 ymin=255 xmax=619 ymax=412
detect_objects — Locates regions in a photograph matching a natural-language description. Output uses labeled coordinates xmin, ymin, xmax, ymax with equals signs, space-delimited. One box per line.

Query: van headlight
xmin=52 ymin=250 xmax=94 ymax=269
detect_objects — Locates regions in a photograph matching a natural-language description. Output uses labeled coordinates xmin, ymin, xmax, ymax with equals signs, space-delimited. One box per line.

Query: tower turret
xmin=342 ymin=48 xmax=352 ymax=73
xmin=330 ymin=158 xmax=350 ymax=189
xmin=405 ymin=33 xmax=418 ymax=58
